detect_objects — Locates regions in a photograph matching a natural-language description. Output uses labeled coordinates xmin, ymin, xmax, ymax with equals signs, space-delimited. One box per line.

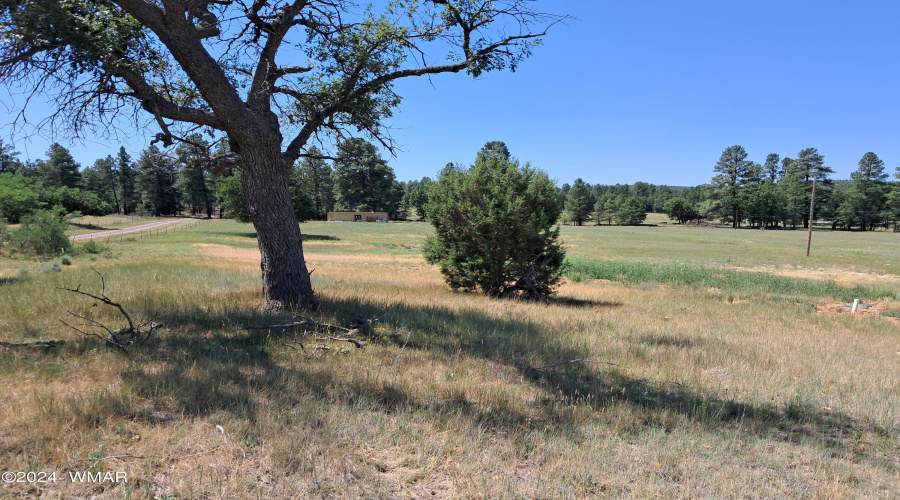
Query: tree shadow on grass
xmin=77 ymin=295 xmax=895 ymax=466
xmin=636 ymin=334 xmax=702 ymax=348
xmin=0 ymin=276 xmax=28 ymax=287
xmin=70 ymin=222 xmax=109 ymax=230
xmin=541 ymin=296 xmax=622 ymax=308
xmin=208 ymin=230 xmax=339 ymax=242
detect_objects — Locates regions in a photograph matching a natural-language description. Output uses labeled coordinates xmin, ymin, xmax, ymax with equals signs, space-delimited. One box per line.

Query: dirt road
xmin=70 ymin=218 xmax=204 ymax=241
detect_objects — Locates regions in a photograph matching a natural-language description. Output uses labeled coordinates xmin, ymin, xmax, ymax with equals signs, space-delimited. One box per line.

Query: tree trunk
xmin=241 ymin=142 xmax=316 ymax=311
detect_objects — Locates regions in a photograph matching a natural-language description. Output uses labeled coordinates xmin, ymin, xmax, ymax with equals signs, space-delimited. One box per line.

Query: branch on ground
xmin=57 ymin=269 xmax=162 ymax=353
xmin=243 ymin=316 xmax=372 ymax=348
xmin=0 ymin=340 xmax=64 ymax=348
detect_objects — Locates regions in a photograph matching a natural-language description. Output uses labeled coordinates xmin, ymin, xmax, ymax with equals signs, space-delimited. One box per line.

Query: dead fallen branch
xmin=316 ymin=336 xmax=366 ymax=348
xmin=531 ymin=358 xmax=623 ymax=371
xmin=58 ymin=269 xmax=162 ymax=353
xmin=280 ymin=340 xmax=305 ymax=351
xmin=243 ymin=316 xmax=371 ymax=348
xmin=0 ymin=339 xmax=64 ymax=348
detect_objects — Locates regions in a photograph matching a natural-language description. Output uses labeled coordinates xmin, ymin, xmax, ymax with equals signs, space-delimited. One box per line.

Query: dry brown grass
xmin=0 ymin=220 xmax=898 ymax=498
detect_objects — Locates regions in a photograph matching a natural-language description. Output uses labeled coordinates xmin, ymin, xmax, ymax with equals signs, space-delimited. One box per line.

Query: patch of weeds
xmin=373 ymin=242 xmax=418 ymax=251
xmin=882 ymin=309 xmax=900 ymax=318
xmin=77 ymin=240 xmax=104 ymax=255
xmin=40 ymin=261 xmax=62 ymax=273
xmin=18 ymin=266 xmax=29 ymax=277
xmin=60 ymin=254 xmax=72 ymax=265
xmin=767 ymin=295 xmax=806 ymax=305
xmin=566 ymin=257 xmax=898 ymax=302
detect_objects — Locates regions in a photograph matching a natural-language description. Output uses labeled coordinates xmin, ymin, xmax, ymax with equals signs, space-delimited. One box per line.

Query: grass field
xmin=0 ymin=218 xmax=898 ymax=498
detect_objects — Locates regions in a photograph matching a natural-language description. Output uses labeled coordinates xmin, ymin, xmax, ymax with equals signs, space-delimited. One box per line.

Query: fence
xmin=71 ymin=218 xmax=212 ymax=243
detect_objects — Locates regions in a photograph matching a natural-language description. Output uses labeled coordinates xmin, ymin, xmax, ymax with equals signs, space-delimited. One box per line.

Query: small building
xmin=326 ymin=211 xmax=389 ymax=222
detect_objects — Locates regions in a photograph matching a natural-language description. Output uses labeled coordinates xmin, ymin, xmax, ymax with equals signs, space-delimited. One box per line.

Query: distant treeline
xmin=558 ymin=181 xmax=692 ymax=226
xmin=2 ymin=139 xmax=898 ymax=231
xmin=558 ymin=147 xmax=900 ymax=231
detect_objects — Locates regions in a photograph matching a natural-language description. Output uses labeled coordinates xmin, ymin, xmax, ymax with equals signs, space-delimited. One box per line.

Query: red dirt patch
xmin=815 ymin=300 xmax=900 ymax=322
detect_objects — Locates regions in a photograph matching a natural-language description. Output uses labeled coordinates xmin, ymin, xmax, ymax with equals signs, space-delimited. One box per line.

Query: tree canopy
xmin=0 ymin=0 xmax=565 ymax=310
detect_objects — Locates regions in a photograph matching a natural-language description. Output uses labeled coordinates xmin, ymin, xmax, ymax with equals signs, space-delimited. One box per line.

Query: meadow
xmin=0 ymin=217 xmax=898 ymax=498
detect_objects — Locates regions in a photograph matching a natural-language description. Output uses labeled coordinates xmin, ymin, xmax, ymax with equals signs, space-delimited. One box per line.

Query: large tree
xmin=763 ymin=153 xmax=782 ymax=182
xmin=885 ymin=168 xmax=900 ymax=231
xmin=136 ymin=145 xmax=180 ymax=216
xmin=297 ymin=145 xmax=334 ymax=219
xmin=82 ymin=155 xmax=122 ymax=213
xmin=614 ymin=196 xmax=646 ymax=226
xmin=404 ymin=176 xmax=434 ymax=220
xmin=662 ymin=197 xmax=700 ymax=224
xmin=791 ymin=147 xmax=833 ymax=228
xmin=333 ymin=138 xmax=398 ymax=213
xmin=0 ymin=1 xmax=563 ymax=310
xmin=0 ymin=140 xmax=22 ymax=174
xmin=0 ymin=172 xmax=41 ymax=222
xmin=116 ymin=147 xmax=137 ymax=214
xmin=174 ymin=135 xmax=217 ymax=218
xmin=38 ymin=143 xmax=81 ymax=189
xmin=848 ymin=152 xmax=888 ymax=231
xmin=564 ymin=178 xmax=594 ymax=226
xmin=711 ymin=145 xmax=754 ymax=228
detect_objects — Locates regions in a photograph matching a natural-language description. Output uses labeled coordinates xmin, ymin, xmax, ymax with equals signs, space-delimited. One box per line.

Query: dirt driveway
xmin=70 ymin=218 xmax=204 ymax=241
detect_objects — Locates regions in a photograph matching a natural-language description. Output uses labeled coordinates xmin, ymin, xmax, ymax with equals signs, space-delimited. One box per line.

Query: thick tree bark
xmin=240 ymin=140 xmax=315 ymax=310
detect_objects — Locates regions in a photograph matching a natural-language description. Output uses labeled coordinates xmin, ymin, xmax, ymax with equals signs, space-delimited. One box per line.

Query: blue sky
xmin=3 ymin=0 xmax=899 ymax=186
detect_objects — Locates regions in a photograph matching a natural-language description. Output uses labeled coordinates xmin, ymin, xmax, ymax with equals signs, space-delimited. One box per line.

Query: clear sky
xmin=3 ymin=0 xmax=899 ymax=186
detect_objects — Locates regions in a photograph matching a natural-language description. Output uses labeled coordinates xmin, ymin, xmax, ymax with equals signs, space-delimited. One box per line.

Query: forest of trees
xmin=688 ymin=146 xmax=900 ymax=231
xmin=0 ymin=138 xmax=418 ymax=224
xmin=557 ymin=146 xmax=900 ymax=231
xmin=2 ymin=139 xmax=899 ymax=232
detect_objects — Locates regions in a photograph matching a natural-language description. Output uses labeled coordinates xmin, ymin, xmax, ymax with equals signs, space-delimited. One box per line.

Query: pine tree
xmin=614 ymin=196 xmax=647 ymax=226
xmin=117 ymin=147 xmax=137 ymax=214
xmin=39 ymin=143 xmax=81 ymax=189
xmin=764 ymin=153 xmax=782 ymax=182
xmin=136 ymin=146 xmax=180 ymax=216
xmin=778 ymin=161 xmax=807 ymax=228
xmin=424 ymin=142 xmax=564 ymax=298
xmin=744 ymin=182 xmax=783 ymax=228
xmin=564 ymin=178 xmax=594 ymax=226
xmin=0 ymin=140 xmax=22 ymax=174
xmin=333 ymin=138 xmax=398 ymax=213
xmin=849 ymin=152 xmax=888 ymax=231
xmin=792 ymin=148 xmax=833 ymax=228
xmin=82 ymin=156 xmax=121 ymax=213
xmin=884 ymin=180 xmax=900 ymax=232
xmin=297 ymin=146 xmax=334 ymax=219
xmin=174 ymin=136 xmax=216 ymax=218
xmin=595 ymin=194 xmax=622 ymax=225
xmin=711 ymin=145 xmax=754 ymax=228
xmin=404 ymin=177 xmax=434 ymax=220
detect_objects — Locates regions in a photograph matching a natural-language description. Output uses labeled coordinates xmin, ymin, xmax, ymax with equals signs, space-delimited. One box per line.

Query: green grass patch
xmin=566 ymin=257 xmax=897 ymax=301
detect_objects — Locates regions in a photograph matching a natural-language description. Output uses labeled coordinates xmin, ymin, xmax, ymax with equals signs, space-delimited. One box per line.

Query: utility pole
xmin=806 ymin=176 xmax=817 ymax=257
